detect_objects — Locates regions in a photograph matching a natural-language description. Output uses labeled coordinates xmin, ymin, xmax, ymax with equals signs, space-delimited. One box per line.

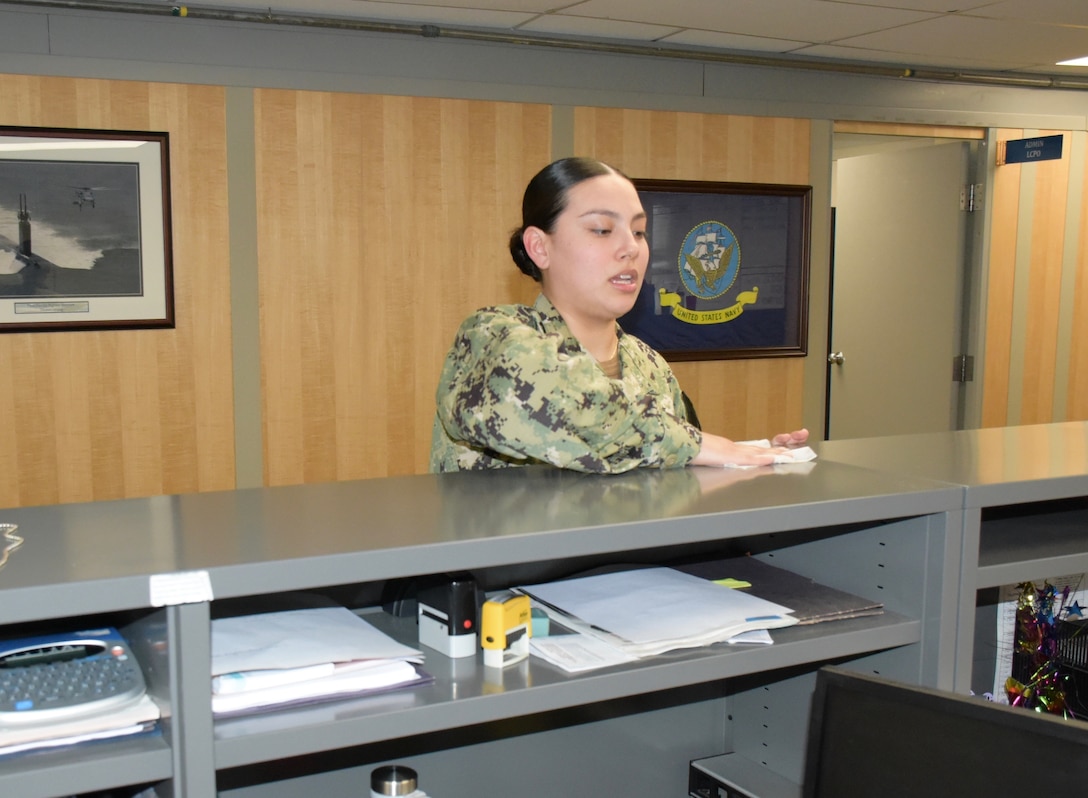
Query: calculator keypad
xmin=0 ymin=653 xmax=145 ymax=719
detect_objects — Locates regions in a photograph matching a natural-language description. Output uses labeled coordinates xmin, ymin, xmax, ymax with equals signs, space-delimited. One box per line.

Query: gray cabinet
xmin=817 ymin=421 xmax=1088 ymax=695
xmin=0 ymin=459 xmax=969 ymax=797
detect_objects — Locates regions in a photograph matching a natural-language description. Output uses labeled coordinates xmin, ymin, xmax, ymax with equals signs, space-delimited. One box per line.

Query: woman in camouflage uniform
xmin=430 ymin=157 xmax=807 ymax=473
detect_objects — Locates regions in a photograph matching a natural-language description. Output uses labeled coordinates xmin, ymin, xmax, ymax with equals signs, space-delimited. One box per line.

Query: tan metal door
xmin=828 ymin=140 xmax=969 ymax=439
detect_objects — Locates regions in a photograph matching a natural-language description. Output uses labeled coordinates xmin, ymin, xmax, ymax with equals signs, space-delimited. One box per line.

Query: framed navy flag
xmin=621 ymin=179 xmax=811 ymax=361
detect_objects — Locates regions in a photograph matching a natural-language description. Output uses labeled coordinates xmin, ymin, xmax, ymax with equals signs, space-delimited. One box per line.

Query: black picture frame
xmin=620 ymin=178 xmax=811 ymax=361
xmin=0 ymin=125 xmax=174 ymax=332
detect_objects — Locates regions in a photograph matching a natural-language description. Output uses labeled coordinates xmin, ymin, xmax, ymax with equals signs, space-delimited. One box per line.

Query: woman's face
xmin=527 ymin=172 xmax=649 ymax=328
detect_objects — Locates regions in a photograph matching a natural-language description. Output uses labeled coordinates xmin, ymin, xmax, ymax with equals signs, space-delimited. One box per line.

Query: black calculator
xmin=0 ymin=627 xmax=147 ymax=725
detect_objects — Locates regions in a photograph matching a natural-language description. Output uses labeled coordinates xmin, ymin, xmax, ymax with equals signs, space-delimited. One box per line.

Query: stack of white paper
xmin=0 ymin=693 xmax=160 ymax=757
xmin=518 ymin=567 xmax=797 ymax=671
xmin=211 ymin=607 xmax=428 ymax=717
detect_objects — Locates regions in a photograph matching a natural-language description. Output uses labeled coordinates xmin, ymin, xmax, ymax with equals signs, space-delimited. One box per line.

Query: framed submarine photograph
xmin=620 ymin=179 xmax=811 ymax=361
xmin=0 ymin=126 xmax=173 ymax=333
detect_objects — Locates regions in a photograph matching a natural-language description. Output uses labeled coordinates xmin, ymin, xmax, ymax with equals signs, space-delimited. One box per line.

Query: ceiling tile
xmin=560 ymin=0 xmax=937 ymax=42
xmin=845 ymin=0 xmax=1002 ymax=11
xmin=964 ymin=0 xmax=1088 ymax=25
xmin=841 ymin=15 xmax=1088 ymax=67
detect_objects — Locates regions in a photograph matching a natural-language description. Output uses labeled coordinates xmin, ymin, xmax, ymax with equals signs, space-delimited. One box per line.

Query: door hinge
xmin=960 ymin=184 xmax=983 ymax=212
xmin=953 ymin=354 xmax=975 ymax=382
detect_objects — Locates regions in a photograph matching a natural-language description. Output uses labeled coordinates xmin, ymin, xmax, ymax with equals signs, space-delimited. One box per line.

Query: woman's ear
xmin=523 ymin=226 xmax=550 ymax=272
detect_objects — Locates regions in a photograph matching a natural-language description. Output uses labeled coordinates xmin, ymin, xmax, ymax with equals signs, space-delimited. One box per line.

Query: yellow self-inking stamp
xmin=481 ymin=591 xmax=531 ymax=668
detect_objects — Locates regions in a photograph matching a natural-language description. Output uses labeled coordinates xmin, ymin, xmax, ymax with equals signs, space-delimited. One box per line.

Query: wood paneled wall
xmin=254 ymin=99 xmax=813 ymax=484
xmin=982 ymin=128 xmax=1086 ymax=427
xmin=573 ymin=107 xmax=811 ymax=440
xmin=0 ymin=82 xmax=820 ymax=505
xmin=254 ymin=91 xmax=549 ymax=483
xmin=35 ymin=77 xmax=1088 ymax=503
xmin=0 ymin=75 xmax=235 ymax=508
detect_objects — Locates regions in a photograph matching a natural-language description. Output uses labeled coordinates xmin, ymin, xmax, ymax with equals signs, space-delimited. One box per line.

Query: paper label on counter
xmin=150 ymin=569 xmax=214 ymax=606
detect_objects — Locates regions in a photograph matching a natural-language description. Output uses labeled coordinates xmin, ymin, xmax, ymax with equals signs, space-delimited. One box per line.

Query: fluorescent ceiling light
xmin=1057 ymin=56 xmax=1088 ymax=66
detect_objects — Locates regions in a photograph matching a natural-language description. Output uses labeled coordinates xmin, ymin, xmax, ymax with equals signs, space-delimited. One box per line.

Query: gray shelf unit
xmin=0 ymin=461 xmax=963 ymax=798
xmin=816 ymin=421 xmax=1088 ymax=696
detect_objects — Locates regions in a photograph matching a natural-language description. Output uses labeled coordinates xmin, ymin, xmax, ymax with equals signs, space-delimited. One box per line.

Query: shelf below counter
xmin=0 ymin=731 xmax=172 ymax=798
xmin=976 ymin=499 xmax=1088 ymax=588
xmin=690 ymin=751 xmax=802 ymax=798
xmin=213 ymin=609 xmax=919 ymax=770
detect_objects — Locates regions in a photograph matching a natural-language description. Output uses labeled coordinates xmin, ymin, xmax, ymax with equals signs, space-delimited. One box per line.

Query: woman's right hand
xmin=690 ymin=432 xmax=795 ymax=468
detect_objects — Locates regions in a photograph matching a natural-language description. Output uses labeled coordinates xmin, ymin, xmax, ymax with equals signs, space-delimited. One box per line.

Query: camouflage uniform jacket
xmin=429 ymin=295 xmax=702 ymax=473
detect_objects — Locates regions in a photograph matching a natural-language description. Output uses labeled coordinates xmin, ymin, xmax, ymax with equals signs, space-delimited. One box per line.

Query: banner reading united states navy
xmin=620 ymin=180 xmax=811 ymax=361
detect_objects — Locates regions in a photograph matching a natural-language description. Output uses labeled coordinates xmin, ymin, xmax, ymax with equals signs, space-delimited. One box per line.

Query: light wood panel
xmin=982 ymin=129 xmax=1087 ymax=428
xmin=1020 ymin=131 xmax=1070 ymax=424
xmin=573 ymin=107 xmax=810 ymax=441
xmin=254 ymin=91 xmax=549 ymax=483
xmin=981 ymin=129 xmax=1023 ymax=427
xmin=0 ymin=75 xmax=235 ymax=508
xmin=1068 ymin=140 xmax=1088 ymax=421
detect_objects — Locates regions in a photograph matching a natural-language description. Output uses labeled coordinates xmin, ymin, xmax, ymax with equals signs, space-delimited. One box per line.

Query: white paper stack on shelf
xmin=0 ymin=693 xmax=160 ymax=757
xmin=518 ymin=567 xmax=798 ymax=672
xmin=211 ymin=606 xmax=429 ymax=717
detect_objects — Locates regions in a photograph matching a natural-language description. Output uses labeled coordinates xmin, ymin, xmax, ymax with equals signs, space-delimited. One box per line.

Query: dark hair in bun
xmin=508 ymin=157 xmax=626 ymax=281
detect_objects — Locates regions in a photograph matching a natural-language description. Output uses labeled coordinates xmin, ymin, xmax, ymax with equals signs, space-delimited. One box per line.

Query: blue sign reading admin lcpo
xmin=1004 ymin=134 xmax=1064 ymax=164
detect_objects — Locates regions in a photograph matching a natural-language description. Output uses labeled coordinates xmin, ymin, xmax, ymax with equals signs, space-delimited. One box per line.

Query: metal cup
xmin=371 ymin=765 xmax=418 ymax=796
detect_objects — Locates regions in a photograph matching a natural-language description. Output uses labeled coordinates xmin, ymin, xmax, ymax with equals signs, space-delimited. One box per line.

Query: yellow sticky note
xmin=714 ymin=578 xmax=752 ymax=589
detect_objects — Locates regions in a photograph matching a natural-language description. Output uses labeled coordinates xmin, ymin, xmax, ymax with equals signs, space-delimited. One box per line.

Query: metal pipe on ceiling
xmin=3 ymin=0 xmax=1088 ymax=92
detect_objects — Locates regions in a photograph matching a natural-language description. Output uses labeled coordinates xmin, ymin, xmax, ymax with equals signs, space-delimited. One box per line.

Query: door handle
xmin=828 ymin=351 xmax=845 ymax=365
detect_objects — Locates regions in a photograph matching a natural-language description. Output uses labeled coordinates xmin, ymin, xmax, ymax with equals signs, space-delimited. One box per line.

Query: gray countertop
xmin=815 ymin=421 xmax=1088 ymax=507
xmin=0 ymin=460 xmax=960 ymax=623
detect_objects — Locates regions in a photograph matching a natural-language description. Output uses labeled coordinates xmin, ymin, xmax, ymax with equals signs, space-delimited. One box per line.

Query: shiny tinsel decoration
xmin=1005 ymin=581 xmax=1074 ymax=717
